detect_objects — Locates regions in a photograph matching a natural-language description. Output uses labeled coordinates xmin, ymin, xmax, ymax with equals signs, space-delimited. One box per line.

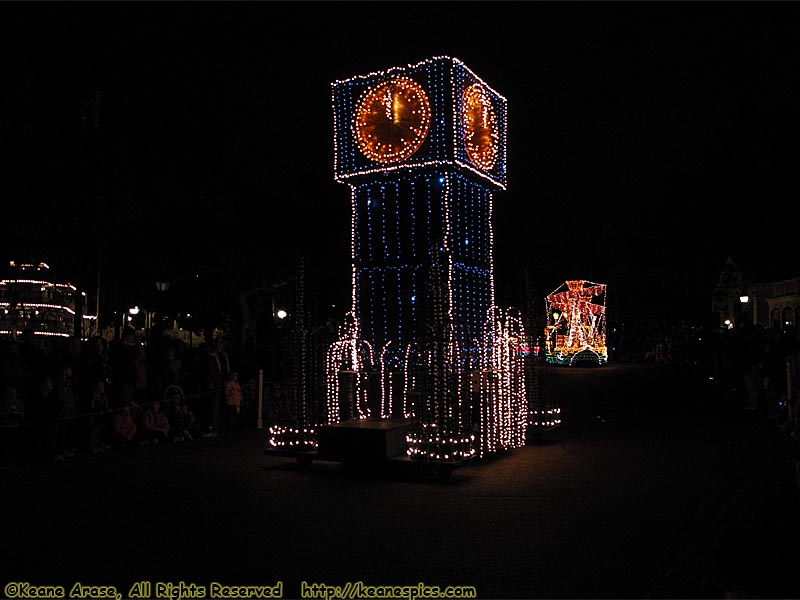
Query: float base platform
xmin=316 ymin=418 xmax=413 ymax=462
xmin=263 ymin=418 xmax=468 ymax=480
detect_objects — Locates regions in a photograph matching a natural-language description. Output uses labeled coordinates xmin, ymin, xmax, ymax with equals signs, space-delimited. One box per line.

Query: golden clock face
xmin=353 ymin=77 xmax=431 ymax=163
xmin=462 ymin=83 xmax=498 ymax=170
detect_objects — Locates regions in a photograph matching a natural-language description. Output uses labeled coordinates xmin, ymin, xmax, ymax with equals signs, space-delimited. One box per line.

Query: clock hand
xmin=385 ymin=87 xmax=393 ymax=121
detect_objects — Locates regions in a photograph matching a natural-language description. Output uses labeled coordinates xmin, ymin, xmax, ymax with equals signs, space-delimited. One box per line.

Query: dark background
xmin=2 ymin=2 xmax=798 ymax=327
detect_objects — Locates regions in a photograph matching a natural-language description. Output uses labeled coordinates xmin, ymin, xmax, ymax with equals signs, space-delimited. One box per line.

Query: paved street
xmin=2 ymin=362 xmax=794 ymax=599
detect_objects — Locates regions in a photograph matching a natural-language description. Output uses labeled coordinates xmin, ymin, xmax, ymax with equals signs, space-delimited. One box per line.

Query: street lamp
xmin=738 ymin=294 xmax=755 ymax=327
xmin=155 ymin=280 xmax=172 ymax=333
xmin=126 ymin=306 xmax=151 ymax=336
xmin=276 ymin=309 xmax=287 ymax=320
xmin=128 ymin=306 xmax=140 ymax=332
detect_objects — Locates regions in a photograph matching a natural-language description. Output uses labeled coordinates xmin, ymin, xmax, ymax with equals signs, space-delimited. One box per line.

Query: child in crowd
xmin=141 ymin=400 xmax=170 ymax=444
xmin=164 ymin=386 xmax=197 ymax=442
xmin=176 ymin=396 xmax=197 ymax=441
xmin=111 ymin=399 xmax=137 ymax=448
xmin=0 ymin=381 xmax=23 ymax=467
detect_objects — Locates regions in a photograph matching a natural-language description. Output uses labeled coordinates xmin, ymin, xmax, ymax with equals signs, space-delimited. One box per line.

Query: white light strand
xmin=0 ymin=330 xmax=70 ymax=337
xmin=335 ymin=159 xmax=506 ymax=191
xmin=0 ymin=302 xmax=76 ymax=315
xmin=1 ymin=279 xmax=76 ymax=290
xmin=477 ymin=306 xmax=527 ymax=457
xmin=379 ymin=340 xmax=393 ymax=419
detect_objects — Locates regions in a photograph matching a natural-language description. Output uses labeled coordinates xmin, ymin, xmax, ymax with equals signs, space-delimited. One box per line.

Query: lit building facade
xmin=0 ymin=261 xmax=84 ymax=340
xmin=752 ymin=278 xmax=800 ymax=330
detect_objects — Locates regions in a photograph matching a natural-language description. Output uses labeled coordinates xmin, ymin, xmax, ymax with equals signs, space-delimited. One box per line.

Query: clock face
xmin=353 ymin=77 xmax=431 ymax=163
xmin=462 ymin=83 xmax=499 ymax=171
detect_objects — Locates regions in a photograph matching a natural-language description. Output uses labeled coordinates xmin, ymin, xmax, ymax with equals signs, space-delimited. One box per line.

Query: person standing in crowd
xmin=48 ymin=360 xmax=76 ymax=462
xmin=0 ymin=340 xmax=23 ymax=391
xmin=18 ymin=329 xmax=45 ymax=394
xmin=133 ymin=343 xmax=149 ymax=407
xmin=224 ymin=371 xmax=242 ymax=431
xmin=60 ymin=335 xmax=83 ymax=381
xmin=0 ymin=381 xmax=23 ymax=468
xmin=199 ymin=338 xmax=229 ymax=437
xmin=158 ymin=338 xmax=180 ymax=397
xmin=109 ymin=327 xmax=138 ymax=409
xmin=73 ymin=335 xmax=112 ymax=455
xmin=761 ymin=332 xmax=784 ymax=418
xmin=0 ymin=341 xmax=24 ymax=466
xmin=25 ymin=373 xmax=54 ymax=462
xmin=82 ymin=335 xmax=111 ymax=391
xmin=87 ymin=381 xmax=111 ymax=453
xmin=744 ymin=362 xmax=763 ymax=412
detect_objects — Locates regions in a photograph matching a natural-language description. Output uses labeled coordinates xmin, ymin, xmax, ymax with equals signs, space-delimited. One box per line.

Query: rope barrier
xmin=3 ymin=376 xmax=279 ymax=431
xmin=2 ymin=385 xmax=224 ymax=429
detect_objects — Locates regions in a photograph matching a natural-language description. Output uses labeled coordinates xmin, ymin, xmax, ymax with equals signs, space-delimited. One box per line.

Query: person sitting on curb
xmin=141 ymin=400 xmax=170 ymax=444
xmin=111 ymin=398 xmax=137 ymax=448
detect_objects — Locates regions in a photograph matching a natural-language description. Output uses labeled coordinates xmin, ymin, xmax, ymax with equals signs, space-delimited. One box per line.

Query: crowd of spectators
xmin=4 ymin=316 xmax=800 ymax=472
xmin=611 ymin=316 xmax=800 ymax=599
xmin=611 ymin=316 xmax=800 ymax=416
xmin=698 ymin=324 xmax=800 ymax=598
xmin=0 ymin=327 xmax=249 ymax=467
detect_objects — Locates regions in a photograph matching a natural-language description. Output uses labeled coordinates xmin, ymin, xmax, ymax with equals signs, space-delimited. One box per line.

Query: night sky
xmin=2 ymin=2 xmax=798 ymax=324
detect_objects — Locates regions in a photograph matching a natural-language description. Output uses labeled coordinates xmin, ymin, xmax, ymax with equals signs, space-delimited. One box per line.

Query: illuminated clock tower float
xmin=267 ymin=56 xmax=529 ymax=476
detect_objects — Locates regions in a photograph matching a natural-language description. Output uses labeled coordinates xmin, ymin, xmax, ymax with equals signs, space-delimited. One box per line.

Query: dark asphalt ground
xmin=3 ymin=362 xmax=798 ymax=599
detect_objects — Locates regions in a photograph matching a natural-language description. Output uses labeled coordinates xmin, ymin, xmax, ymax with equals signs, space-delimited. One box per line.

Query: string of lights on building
xmin=0 ymin=262 xmax=84 ymax=340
